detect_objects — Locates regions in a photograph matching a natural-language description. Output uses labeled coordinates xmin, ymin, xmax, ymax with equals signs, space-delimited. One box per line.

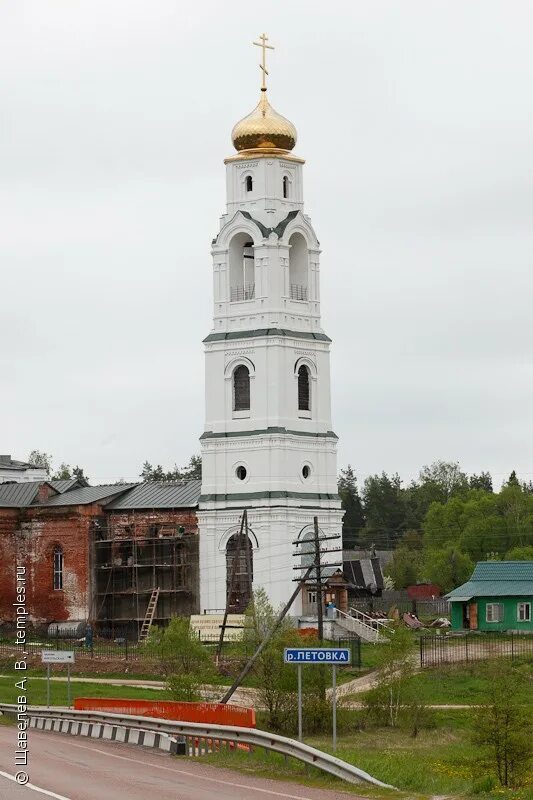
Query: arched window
xmin=233 ymin=365 xmax=250 ymax=411
xmin=53 ymin=546 xmax=63 ymax=591
xmin=245 ymin=175 xmax=253 ymax=192
xmin=283 ymin=175 xmax=289 ymax=199
xmin=298 ymin=365 xmax=310 ymax=412
xmin=226 ymin=531 xmax=253 ymax=613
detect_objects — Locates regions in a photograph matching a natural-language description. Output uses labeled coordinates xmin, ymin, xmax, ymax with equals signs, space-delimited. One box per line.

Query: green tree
xmin=385 ymin=545 xmax=422 ymax=589
xmin=363 ymin=624 xmax=419 ymax=730
xmin=72 ymin=465 xmax=89 ymax=484
xmin=243 ymin=588 xmax=296 ymax=731
xmin=146 ymin=617 xmax=211 ymax=700
xmin=422 ymin=545 xmax=473 ymax=593
xmin=243 ymin=589 xmax=332 ymax=735
xmin=362 ymin=472 xmax=405 ymax=546
xmin=418 ymin=460 xmax=468 ymax=501
xmin=141 ymin=455 xmax=202 ymax=482
xmin=338 ymin=465 xmax=365 ymax=548
xmin=469 ymin=471 xmax=493 ymax=492
xmin=423 ymin=496 xmax=465 ymax=551
xmin=473 ymin=663 xmax=533 ymax=788
xmin=505 ymin=545 xmax=533 ymax=560
xmin=506 ymin=470 xmax=520 ymax=487
xmin=52 ymin=463 xmax=72 ymax=480
xmin=27 ymin=450 xmax=53 ymax=476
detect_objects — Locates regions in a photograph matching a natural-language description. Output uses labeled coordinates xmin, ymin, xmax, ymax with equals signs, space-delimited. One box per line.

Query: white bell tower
xmin=198 ymin=35 xmax=343 ymax=616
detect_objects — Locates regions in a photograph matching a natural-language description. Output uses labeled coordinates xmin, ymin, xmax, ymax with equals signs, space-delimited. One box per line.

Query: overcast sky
xmin=1 ymin=1 xmax=532 ymax=487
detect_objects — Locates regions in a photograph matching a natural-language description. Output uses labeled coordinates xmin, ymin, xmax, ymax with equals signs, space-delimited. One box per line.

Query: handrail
xmin=348 ymin=607 xmax=390 ymax=630
xmin=335 ymin=608 xmax=383 ymax=635
xmin=0 ymin=704 xmax=394 ymax=789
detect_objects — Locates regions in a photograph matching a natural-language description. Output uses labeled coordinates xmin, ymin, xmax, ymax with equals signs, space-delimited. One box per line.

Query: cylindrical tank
xmin=47 ymin=621 xmax=87 ymax=639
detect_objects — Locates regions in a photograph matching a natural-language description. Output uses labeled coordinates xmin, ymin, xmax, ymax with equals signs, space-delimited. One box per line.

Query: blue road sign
xmin=284 ymin=647 xmax=351 ymax=665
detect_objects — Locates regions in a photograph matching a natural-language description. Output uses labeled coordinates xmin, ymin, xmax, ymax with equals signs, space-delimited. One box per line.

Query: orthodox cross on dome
xmin=253 ymin=32 xmax=274 ymax=92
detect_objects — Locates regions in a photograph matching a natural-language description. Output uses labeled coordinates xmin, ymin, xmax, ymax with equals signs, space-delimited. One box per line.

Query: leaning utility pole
xmin=220 ymin=563 xmax=315 ymax=704
xmin=220 ymin=517 xmax=342 ymax=704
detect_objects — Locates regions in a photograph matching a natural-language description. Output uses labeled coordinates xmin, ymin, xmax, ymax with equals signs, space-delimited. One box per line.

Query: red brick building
xmin=0 ymin=479 xmax=201 ymax=638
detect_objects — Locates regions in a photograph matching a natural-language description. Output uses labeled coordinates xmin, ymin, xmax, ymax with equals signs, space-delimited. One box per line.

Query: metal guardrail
xmin=0 ymin=704 xmax=394 ymax=788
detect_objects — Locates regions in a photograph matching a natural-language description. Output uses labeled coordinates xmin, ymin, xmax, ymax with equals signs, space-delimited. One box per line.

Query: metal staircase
xmin=139 ymin=587 xmax=160 ymax=642
xmin=334 ymin=607 xmax=389 ymax=643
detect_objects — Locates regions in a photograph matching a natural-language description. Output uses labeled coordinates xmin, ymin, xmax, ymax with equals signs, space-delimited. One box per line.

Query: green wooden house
xmin=446 ymin=561 xmax=533 ymax=632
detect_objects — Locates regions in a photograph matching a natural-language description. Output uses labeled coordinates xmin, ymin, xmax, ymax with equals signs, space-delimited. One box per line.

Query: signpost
xmin=284 ymin=648 xmax=350 ymax=750
xmin=41 ymin=650 xmax=75 ymax=708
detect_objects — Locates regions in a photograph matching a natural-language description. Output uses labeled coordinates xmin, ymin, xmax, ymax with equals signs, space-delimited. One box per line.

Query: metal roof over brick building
xmin=40 ymin=484 xmax=137 ymax=507
xmin=0 ymin=481 xmax=46 ymax=507
xmin=105 ymin=480 xmax=202 ymax=509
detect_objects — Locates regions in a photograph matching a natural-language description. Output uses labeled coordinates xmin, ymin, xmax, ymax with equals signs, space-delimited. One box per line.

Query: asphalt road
xmin=0 ymin=727 xmax=360 ymax=800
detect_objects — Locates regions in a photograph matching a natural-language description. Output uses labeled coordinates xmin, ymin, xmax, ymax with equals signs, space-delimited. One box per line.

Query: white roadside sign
xmin=41 ymin=650 xmax=75 ymax=664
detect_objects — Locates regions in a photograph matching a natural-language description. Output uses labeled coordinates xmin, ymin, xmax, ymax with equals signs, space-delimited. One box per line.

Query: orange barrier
xmin=73 ymin=698 xmax=256 ymax=728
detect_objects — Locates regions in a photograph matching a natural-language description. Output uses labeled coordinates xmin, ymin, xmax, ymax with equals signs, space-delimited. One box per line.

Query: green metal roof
xmin=471 ymin=561 xmax=533 ymax=581
xmin=447 ymin=561 xmax=533 ymax=600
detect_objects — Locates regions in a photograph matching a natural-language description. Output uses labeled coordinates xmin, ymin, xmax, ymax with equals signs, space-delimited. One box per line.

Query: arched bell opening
xmin=288 ymin=232 xmax=308 ymax=301
xmin=229 ymin=232 xmax=255 ymax=302
xmin=225 ymin=531 xmax=254 ymax=613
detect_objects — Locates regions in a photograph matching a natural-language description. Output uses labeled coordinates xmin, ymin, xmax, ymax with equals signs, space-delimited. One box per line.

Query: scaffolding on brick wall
xmin=90 ymin=517 xmax=199 ymax=641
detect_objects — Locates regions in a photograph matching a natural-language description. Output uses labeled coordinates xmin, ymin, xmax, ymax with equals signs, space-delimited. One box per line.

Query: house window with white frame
xmin=517 ymin=602 xmax=531 ymax=622
xmin=307 ymin=590 xmax=317 ymax=605
xmin=486 ymin=602 xmax=504 ymax=623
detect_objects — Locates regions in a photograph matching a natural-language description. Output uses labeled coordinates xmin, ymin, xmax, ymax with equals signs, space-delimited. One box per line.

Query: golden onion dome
xmin=231 ymin=91 xmax=297 ymax=153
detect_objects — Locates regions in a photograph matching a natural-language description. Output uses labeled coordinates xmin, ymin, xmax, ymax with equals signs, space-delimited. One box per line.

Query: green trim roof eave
xmin=199 ymin=490 xmax=341 ymax=503
xmin=446 ymin=580 xmax=533 ymax=600
xmin=200 ymin=427 xmax=338 ymax=441
xmin=203 ymin=328 xmax=332 ymax=344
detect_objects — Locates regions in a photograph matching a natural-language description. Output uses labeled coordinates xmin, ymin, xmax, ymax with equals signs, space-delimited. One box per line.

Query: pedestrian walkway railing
xmin=334 ymin=608 xmax=388 ymax=643
xmin=0 ymin=704 xmax=394 ymax=789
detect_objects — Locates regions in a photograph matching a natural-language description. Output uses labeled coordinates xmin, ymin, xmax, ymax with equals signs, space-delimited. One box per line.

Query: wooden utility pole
xmin=313 ymin=516 xmax=324 ymax=643
xmin=243 ymin=510 xmax=258 ymax=634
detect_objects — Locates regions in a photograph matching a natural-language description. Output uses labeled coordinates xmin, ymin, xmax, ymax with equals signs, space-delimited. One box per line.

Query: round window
xmin=302 ymin=465 xmax=310 ymax=479
xmin=236 ymin=466 xmax=247 ymax=481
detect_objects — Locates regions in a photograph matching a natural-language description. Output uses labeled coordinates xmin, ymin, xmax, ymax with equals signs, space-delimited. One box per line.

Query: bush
xmin=472 ymin=662 xmax=533 ymax=787
xmin=167 ymin=673 xmax=203 ymax=702
xmin=146 ymin=616 xmax=212 ymax=701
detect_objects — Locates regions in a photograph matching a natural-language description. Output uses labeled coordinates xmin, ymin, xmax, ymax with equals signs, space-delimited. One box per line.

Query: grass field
xmin=0 ymin=676 xmax=172 ymax=706
xmin=0 ymin=663 xmax=365 ymax=688
xmin=344 ymin=660 xmax=533 ymax=706
xmin=201 ymin=711 xmax=533 ymax=799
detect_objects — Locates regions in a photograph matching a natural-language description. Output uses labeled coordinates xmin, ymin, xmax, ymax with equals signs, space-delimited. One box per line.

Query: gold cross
xmin=253 ymin=32 xmax=274 ymax=91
